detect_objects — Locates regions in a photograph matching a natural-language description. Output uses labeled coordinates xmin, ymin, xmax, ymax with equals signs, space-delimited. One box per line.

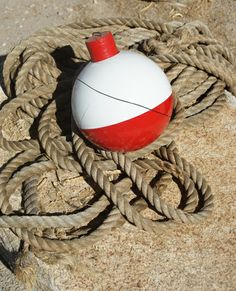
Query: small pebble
xmin=66 ymin=7 xmax=73 ymax=12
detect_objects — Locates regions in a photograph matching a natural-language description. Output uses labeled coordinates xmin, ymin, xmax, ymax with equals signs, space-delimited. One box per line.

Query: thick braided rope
xmin=99 ymin=147 xmax=212 ymax=224
xmin=22 ymin=177 xmax=40 ymax=215
xmin=0 ymin=18 xmax=235 ymax=252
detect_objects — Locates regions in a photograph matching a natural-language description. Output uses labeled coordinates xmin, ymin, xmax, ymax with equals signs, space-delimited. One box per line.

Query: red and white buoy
xmin=72 ymin=31 xmax=173 ymax=152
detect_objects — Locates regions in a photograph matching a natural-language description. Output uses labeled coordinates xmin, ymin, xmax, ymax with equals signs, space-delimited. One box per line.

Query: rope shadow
xmin=0 ymin=54 xmax=6 ymax=91
xmin=0 ymin=237 xmax=20 ymax=272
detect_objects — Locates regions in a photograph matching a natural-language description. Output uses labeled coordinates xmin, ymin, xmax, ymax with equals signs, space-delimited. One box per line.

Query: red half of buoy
xmin=82 ymin=95 xmax=173 ymax=152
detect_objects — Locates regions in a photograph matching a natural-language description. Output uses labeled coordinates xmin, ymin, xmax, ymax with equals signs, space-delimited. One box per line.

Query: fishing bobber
xmin=72 ymin=31 xmax=173 ymax=152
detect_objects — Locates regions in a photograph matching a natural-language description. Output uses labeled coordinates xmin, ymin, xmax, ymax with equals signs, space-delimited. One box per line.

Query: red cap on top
xmin=86 ymin=31 xmax=119 ymax=62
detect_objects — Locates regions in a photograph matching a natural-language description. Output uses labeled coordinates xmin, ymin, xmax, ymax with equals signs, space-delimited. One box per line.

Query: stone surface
xmin=0 ymin=262 xmax=25 ymax=291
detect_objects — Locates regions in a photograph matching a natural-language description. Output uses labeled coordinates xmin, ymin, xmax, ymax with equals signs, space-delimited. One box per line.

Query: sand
xmin=0 ymin=0 xmax=235 ymax=290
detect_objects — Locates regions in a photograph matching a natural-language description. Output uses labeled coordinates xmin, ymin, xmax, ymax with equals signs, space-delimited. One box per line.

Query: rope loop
xmin=0 ymin=18 xmax=235 ymax=252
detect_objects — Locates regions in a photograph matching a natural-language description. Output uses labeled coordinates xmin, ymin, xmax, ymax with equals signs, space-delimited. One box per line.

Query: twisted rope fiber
xmin=0 ymin=18 xmax=235 ymax=252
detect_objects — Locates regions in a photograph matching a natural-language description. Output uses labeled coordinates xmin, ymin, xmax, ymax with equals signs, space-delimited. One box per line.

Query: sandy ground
xmin=0 ymin=0 xmax=236 ymax=290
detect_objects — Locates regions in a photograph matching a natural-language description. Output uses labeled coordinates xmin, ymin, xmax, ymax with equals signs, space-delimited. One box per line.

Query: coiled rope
xmin=0 ymin=18 xmax=235 ymax=253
